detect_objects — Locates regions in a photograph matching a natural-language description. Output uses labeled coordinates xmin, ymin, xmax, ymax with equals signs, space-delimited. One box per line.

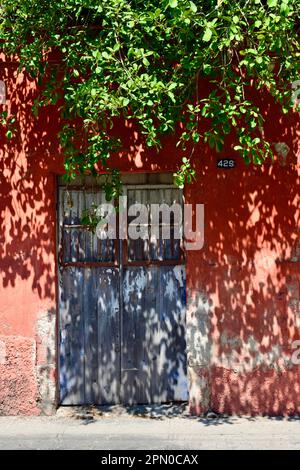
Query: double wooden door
xmin=58 ymin=185 xmax=187 ymax=405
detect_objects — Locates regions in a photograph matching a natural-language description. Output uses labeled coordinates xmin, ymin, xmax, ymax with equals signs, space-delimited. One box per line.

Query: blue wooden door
xmin=58 ymin=185 xmax=187 ymax=405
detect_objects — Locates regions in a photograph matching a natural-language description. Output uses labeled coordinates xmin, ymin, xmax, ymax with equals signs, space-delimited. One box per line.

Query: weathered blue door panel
xmin=121 ymin=266 xmax=187 ymax=404
xmin=58 ymin=186 xmax=187 ymax=405
xmin=59 ymin=266 xmax=120 ymax=404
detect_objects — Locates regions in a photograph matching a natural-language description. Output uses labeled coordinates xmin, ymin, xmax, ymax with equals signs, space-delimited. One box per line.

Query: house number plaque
xmin=217 ymin=158 xmax=236 ymax=169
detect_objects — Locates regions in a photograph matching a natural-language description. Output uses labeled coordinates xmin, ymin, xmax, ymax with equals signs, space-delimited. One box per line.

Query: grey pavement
xmin=0 ymin=405 xmax=300 ymax=450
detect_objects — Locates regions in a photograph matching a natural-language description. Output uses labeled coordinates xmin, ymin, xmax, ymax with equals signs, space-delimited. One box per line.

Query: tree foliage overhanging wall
xmin=0 ymin=0 xmax=299 ymax=196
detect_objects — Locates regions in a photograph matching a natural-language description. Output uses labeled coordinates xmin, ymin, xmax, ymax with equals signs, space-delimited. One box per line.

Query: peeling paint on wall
xmin=36 ymin=309 xmax=57 ymax=414
xmin=212 ymin=333 xmax=293 ymax=373
xmin=186 ymin=290 xmax=212 ymax=414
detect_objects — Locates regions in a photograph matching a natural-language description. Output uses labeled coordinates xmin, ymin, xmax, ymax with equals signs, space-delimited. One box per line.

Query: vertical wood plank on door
xmin=97 ymin=267 xmax=120 ymax=404
xmin=59 ymin=266 xmax=85 ymax=404
xmin=122 ymin=267 xmax=149 ymax=403
xmin=159 ymin=266 xmax=188 ymax=402
xmin=83 ymin=267 xmax=98 ymax=404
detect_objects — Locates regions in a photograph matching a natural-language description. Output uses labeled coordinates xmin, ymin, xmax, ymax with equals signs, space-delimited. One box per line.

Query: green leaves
xmin=173 ymin=157 xmax=196 ymax=189
xmin=190 ymin=2 xmax=197 ymax=13
xmin=202 ymin=18 xmax=218 ymax=43
xmin=0 ymin=111 xmax=16 ymax=140
xmin=6 ymin=129 xmax=13 ymax=139
xmin=202 ymin=27 xmax=212 ymax=42
xmin=267 ymin=0 xmax=278 ymax=7
xmin=0 ymin=0 xmax=299 ymax=192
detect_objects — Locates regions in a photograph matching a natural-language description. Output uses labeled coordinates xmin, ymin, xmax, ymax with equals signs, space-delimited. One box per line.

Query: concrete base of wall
xmin=0 ymin=310 xmax=57 ymax=416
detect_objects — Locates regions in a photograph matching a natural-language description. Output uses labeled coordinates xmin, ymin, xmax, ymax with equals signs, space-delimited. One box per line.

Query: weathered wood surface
xmin=59 ymin=267 xmax=120 ymax=404
xmin=121 ymin=265 xmax=187 ymax=404
xmin=59 ymin=186 xmax=187 ymax=405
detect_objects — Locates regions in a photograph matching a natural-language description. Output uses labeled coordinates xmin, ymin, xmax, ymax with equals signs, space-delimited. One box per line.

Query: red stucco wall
xmin=0 ymin=59 xmax=299 ymax=415
xmin=186 ymin=144 xmax=300 ymax=415
xmin=0 ymin=60 xmax=61 ymax=415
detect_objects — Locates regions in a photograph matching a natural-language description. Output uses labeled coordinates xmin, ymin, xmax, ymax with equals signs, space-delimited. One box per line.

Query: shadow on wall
xmin=0 ymin=59 xmax=300 ymax=416
xmin=0 ymin=60 xmax=62 ymax=415
xmin=186 ymin=92 xmax=300 ymax=416
xmin=0 ymin=60 xmax=61 ymax=301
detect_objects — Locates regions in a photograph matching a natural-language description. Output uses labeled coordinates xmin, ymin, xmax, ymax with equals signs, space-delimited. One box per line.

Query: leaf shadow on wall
xmin=186 ymin=94 xmax=300 ymax=416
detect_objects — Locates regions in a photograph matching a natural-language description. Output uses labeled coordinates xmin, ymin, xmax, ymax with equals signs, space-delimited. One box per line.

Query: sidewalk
xmin=1 ymin=405 xmax=300 ymax=450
